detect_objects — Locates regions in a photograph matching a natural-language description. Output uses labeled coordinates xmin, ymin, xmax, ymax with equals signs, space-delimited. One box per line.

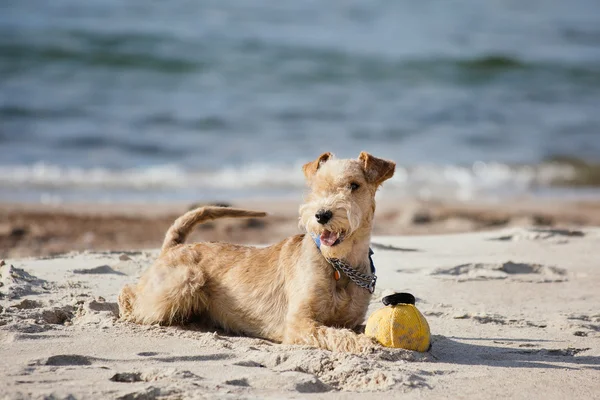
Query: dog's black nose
xmin=315 ymin=209 xmax=333 ymax=224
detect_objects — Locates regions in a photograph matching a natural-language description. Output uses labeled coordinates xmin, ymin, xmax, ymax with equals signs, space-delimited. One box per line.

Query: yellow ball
xmin=365 ymin=297 xmax=431 ymax=352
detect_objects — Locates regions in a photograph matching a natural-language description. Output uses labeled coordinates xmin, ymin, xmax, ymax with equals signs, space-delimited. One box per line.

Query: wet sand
xmin=2 ymin=199 xmax=600 ymax=258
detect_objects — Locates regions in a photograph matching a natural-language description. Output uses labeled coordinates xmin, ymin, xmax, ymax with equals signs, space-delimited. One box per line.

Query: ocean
xmin=1 ymin=0 xmax=600 ymax=203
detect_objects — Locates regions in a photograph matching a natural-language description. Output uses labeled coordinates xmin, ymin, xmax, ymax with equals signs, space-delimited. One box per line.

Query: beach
xmin=1 ymin=200 xmax=600 ymax=399
xmin=3 ymin=0 xmax=600 ymax=397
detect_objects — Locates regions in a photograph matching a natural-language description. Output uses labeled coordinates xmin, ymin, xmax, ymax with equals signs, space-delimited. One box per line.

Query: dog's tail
xmin=161 ymin=206 xmax=267 ymax=252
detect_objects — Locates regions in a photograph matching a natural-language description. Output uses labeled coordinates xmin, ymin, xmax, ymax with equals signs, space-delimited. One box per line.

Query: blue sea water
xmin=1 ymin=0 xmax=600 ymax=202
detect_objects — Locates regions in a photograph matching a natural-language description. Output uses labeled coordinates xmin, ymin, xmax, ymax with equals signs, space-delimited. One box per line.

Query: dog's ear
xmin=358 ymin=152 xmax=396 ymax=185
xmin=302 ymin=152 xmax=332 ymax=180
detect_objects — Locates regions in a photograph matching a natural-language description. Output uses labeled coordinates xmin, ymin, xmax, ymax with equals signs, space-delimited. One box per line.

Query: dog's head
xmin=299 ymin=152 xmax=395 ymax=255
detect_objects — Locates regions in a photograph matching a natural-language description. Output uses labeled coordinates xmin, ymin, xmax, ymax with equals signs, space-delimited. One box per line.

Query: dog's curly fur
xmin=118 ymin=152 xmax=395 ymax=353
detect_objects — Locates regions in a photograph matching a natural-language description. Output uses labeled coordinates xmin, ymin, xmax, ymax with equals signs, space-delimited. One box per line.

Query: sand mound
xmin=431 ymin=261 xmax=567 ymax=282
xmin=0 ymin=262 xmax=52 ymax=299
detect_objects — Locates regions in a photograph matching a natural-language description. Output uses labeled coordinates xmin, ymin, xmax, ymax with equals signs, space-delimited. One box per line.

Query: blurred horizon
xmin=1 ymin=0 xmax=600 ymax=203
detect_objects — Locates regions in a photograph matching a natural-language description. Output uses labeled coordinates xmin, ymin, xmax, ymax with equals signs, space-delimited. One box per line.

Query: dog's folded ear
xmin=302 ymin=152 xmax=333 ymax=180
xmin=359 ymin=152 xmax=396 ymax=185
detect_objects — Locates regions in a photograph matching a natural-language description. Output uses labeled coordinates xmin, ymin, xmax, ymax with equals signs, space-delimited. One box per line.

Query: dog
xmin=118 ymin=151 xmax=395 ymax=353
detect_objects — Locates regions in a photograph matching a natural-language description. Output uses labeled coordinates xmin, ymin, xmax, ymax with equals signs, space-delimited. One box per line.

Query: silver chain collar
xmin=325 ymin=258 xmax=377 ymax=294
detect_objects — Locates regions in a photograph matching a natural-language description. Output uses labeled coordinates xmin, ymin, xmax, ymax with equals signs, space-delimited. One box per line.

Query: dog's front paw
xmin=355 ymin=334 xmax=381 ymax=355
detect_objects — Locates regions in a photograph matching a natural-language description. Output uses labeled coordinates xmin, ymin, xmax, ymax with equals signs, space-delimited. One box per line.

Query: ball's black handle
xmin=382 ymin=292 xmax=416 ymax=306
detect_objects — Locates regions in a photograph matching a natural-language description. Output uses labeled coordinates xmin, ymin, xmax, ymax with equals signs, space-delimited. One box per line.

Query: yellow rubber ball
xmin=365 ymin=294 xmax=431 ymax=352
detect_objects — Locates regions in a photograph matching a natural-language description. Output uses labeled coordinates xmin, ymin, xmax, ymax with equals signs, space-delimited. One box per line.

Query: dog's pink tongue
xmin=320 ymin=230 xmax=339 ymax=247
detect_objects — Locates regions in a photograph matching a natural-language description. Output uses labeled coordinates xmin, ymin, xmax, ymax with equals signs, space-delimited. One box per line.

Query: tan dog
xmin=118 ymin=152 xmax=395 ymax=353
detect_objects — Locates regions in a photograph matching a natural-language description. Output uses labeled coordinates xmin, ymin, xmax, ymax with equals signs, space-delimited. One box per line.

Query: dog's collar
xmin=310 ymin=233 xmax=377 ymax=294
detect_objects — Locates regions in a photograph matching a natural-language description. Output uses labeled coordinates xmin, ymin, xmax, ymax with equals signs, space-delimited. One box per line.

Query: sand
xmin=3 ymin=198 xmax=600 ymax=258
xmin=1 ymin=225 xmax=599 ymax=399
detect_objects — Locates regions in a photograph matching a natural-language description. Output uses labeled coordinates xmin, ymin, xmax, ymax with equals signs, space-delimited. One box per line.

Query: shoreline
xmin=2 ymin=198 xmax=600 ymax=259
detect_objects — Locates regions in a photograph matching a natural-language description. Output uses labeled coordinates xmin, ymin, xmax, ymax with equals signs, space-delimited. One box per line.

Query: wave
xmin=0 ymin=161 xmax=593 ymax=202
xmin=2 ymin=29 xmax=599 ymax=85
xmin=0 ymin=43 xmax=198 ymax=74
xmin=0 ymin=29 xmax=200 ymax=73
xmin=0 ymin=163 xmax=305 ymax=191
xmin=0 ymin=105 xmax=86 ymax=119
xmin=232 ymin=39 xmax=600 ymax=85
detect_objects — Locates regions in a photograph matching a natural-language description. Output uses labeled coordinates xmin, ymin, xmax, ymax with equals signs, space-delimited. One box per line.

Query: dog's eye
xmin=349 ymin=182 xmax=360 ymax=191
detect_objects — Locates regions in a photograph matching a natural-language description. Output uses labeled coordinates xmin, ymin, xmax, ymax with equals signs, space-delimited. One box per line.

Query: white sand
xmin=1 ymin=227 xmax=599 ymax=399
